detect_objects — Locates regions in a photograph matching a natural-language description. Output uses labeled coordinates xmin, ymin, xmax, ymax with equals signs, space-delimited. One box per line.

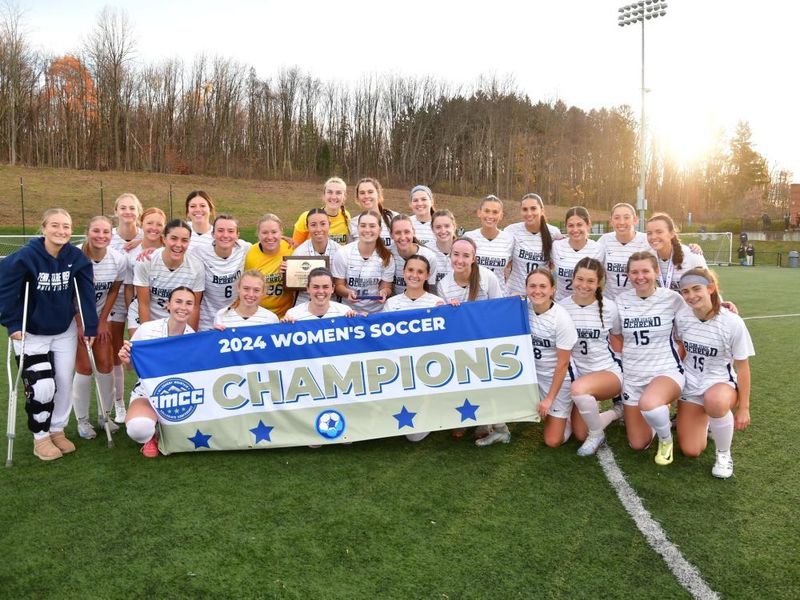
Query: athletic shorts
xmin=622 ymin=370 xmax=685 ymax=407
xmin=538 ymin=373 xmax=574 ymax=418
xmin=573 ymin=365 xmax=624 ymax=391
xmin=127 ymin=300 xmax=141 ymax=331
xmin=681 ymin=379 xmax=737 ymax=406
xmin=107 ymin=294 xmax=128 ymax=323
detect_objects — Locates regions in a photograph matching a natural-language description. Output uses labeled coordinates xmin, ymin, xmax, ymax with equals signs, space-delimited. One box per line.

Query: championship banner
xmin=130 ymin=297 xmax=540 ymax=454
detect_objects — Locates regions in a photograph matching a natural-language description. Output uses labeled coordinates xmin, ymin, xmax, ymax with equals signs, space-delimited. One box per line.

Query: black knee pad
xmin=21 ymin=352 xmax=56 ymax=434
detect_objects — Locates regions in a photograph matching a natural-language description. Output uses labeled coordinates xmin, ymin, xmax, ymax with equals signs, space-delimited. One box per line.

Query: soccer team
xmin=0 ymin=179 xmax=754 ymax=478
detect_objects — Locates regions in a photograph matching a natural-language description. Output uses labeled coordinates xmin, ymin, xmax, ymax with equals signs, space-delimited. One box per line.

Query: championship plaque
xmin=284 ymin=256 xmax=330 ymax=290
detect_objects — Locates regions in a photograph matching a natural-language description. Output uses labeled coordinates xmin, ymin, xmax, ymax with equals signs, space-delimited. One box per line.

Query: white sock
xmin=563 ymin=417 xmax=572 ymax=443
xmin=113 ymin=364 xmax=125 ymax=401
xmin=641 ymin=406 xmax=672 ymax=442
xmin=126 ymin=417 xmax=156 ymax=444
xmin=709 ymin=411 xmax=734 ymax=453
xmin=96 ymin=372 xmax=115 ymax=416
xmin=71 ymin=373 xmax=92 ymax=421
xmin=574 ymin=394 xmax=603 ymax=434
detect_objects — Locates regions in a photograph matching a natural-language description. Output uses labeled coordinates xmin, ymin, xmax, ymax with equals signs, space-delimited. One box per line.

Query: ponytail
xmin=540 ymin=216 xmax=553 ymax=263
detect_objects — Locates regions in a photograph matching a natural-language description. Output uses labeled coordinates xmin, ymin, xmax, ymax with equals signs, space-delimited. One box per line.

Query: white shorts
xmin=622 ymin=370 xmax=685 ymax=407
xmin=538 ymin=371 xmax=574 ymax=419
xmin=681 ymin=379 xmax=737 ymax=406
xmin=127 ymin=299 xmax=141 ymax=331
xmin=107 ymin=293 xmax=128 ymax=323
xmin=573 ymin=365 xmax=624 ymax=390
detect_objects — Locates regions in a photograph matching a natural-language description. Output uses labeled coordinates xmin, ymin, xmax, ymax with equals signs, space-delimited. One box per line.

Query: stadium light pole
xmin=618 ymin=1 xmax=668 ymax=231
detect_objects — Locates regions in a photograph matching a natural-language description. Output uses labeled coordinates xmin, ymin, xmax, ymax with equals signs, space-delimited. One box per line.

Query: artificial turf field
xmin=0 ymin=266 xmax=798 ymax=599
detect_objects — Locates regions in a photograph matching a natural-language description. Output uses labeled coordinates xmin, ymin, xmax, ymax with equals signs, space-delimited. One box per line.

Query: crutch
xmin=6 ymin=281 xmax=30 ymax=468
xmin=74 ymin=279 xmax=114 ymax=448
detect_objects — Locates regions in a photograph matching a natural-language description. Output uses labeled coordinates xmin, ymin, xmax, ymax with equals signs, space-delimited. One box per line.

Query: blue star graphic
xmin=393 ymin=405 xmax=417 ymax=429
xmin=250 ymin=420 xmax=274 ymax=443
xmin=455 ymin=399 xmax=480 ymax=422
xmin=187 ymin=429 xmax=212 ymax=449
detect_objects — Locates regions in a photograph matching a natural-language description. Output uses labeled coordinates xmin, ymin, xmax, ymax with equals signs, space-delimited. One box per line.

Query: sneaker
xmin=113 ymin=399 xmax=127 ymax=424
xmin=475 ymin=430 xmax=511 ymax=447
xmin=712 ymin=451 xmax=733 ymax=479
xmin=49 ymin=431 xmax=76 ymax=454
xmin=655 ymin=438 xmax=674 ymax=466
xmin=474 ymin=425 xmax=491 ymax=440
xmin=78 ymin=419 xmax=97 ymax=440
xmin=141 ymin=433 xmax=159 ymax=458
xmin=33 ymin=436 xmax=63 ymax=461
xmin=577 ymin=432 xmax=605 ymax=457
xmin=97 ymin=416 xmax=120 ymax=434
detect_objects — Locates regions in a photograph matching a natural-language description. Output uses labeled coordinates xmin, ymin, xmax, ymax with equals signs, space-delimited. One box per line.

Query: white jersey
xmin=89 ymin=247 xmax=127 ymax=316
xmin=214 ymin=305 xmax=279 ymax=328
xmin=130 ymin=318 xmax=194 ymax=398
xmin=187 ymin=225 xmax=215 ymax=255
xmin=597 ymin=231 xmax=650 ymax=300
xmin=559 ymin=296 xmax=622 ymax=377
xmin=551 ymin=238 xmax=603 ymax=302
xmin=193 ymin=241 xmax=249 ymax=331
xmin=348 ymin=210 xmax=398 ymax=249
xmin=617 ymin=287 xmax=690 ymax=385
xmin=430 ymin=245 xmax=452 ymax=284
xmin=108 ymin=227 xmax=143 ymax=322
xmin=651 ymin=244 xmax=708 ymax=291
xmin=331 ymin=242 xmax=395 ymax=314
xmin=505 ymin=221 xmax=562 ymax=296
xmin=527 ymin=300 xmax=578 ymax=380
xmin=133 ymin=248 xmax=205 ymax=321
xmin=436 ymin=266 xmax=502 ymax=303
xmin=285 ymin=301 xmax=352 ymax=321
xmin=464 ymin=228 xmax=514 ymax=295
xmin=676 ymin=307 xmax=754 ymax=397
xmin=409 ymin=215 xmax=436 ymax=247
xmin=292 ymin=238 xmax=341 ymax=305
xmin=390 ymin=244 xmax=439 ymax=295
xmin=383 ymin=291 xmax=443 ymax=312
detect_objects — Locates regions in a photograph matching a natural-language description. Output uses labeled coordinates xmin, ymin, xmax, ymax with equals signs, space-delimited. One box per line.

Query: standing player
xmin=408 ymin=185 xmax=437 ymax=246
xmin=348 ymin=178 xmax=398 ymax=248
xmin=292 ymin=177 xmax=351 ymax=246
xmin=465 ymin=195 xmax=514 ymax=295
xmin=193 ymin=214 xmax=251 ymax=331
xmin=383 ymin=255 xmax=444 ymax=312
xmin=675 ymin=268 xmax=754 ymax=478
xmin=646 ymin=213 xmax=707 ymax=291
xmin=133 ymin=219 xmax=205 ymax=333
xmin=72 ymin=216 xmax=127 ymax=439
xmin=436 ymin=237 xmax=506 ymax=445
xmin=551 ymin=207 xmax=602 ymax=301
xmin=285 ymin=268 xmax=356 ymax=321
xmin=505 ymin=193 xmax=561 ymax=296
xmin=596 ymin=203 xmax=650 ymax=300
xmin=618 ymin=251 xmax=691 ymax=465
xmin=560 ymin=258 xmax=624 ymax=456
xmin=214 ymin=270 xmax=279 ymax=328
xmin=430 ymin=209 xmax=458 ymax=285
xmin=107 ymin=193 xmax=143 ymax=422
xmin=118 ymin=287 xmax=197 ymax=458
xmin=389 ymin=214 xmax=439 ymax=295
xmin=291 ymin=209 xmax=341 ymax=305
xmin=0 ymin=209 xmax=98 ymax=461
xmin=333 ymin=211 xmax=395 ymax=314
xmin=526 ymin=268 xmax=579 ymax=448
xmin=185 ymin=190 xmax=216 ymax=254
xmin=244 ymin=213 xmax=295 ymax=319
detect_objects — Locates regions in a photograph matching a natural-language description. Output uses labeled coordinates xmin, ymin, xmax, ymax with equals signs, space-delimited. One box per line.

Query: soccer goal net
xmin=0 ymin=235 xmax=86 ymax=259
xmin=680 ymin=232 xmax=733 ymax=266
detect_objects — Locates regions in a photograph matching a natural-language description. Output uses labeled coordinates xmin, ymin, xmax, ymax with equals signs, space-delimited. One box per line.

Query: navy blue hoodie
xmin=0 ymin=237 xmax=98 ymax=337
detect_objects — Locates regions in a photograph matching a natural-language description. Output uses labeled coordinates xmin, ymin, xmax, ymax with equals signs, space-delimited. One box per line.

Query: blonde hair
xmin=81 ymin=215 xmax=114 ymax=254
xmin=40 ymin=208 xmax=71 ymax=233
xmin=257 ymin=213 xmax=283 ymax=230
xmin=114 ymin=193 xmax=143 ymax=220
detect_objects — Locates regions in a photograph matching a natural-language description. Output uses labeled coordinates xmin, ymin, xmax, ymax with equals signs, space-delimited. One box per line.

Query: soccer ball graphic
xmin=315 ymin=410 xmax=346 ymax=439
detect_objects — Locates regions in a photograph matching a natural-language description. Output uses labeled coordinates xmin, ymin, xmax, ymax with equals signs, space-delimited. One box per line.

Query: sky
xmin=19 ymin=0 xmax=800 ymax=179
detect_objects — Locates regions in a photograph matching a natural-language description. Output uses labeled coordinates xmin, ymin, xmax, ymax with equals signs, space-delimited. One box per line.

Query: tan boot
xmin=33 ymin=436 xmax=63 ymax=461
xmin=49 ymin=431 xmax=76 ymax=454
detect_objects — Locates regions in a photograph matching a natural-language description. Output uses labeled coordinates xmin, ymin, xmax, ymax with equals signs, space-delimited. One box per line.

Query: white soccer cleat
xmin=475 ymin=430 xmax=511 ymax=447
xmin=98 ymin=415 xmax=120 ymax=434
xmin=577 ymin=432 xmax=605 ymax=457
xmin=712 ymin=451 xmax=734 ymax=479
xmin=113 ymin=399 xmax=127 ymax=424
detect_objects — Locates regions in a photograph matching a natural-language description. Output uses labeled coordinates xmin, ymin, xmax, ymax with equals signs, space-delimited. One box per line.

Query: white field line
xmin=742 ymin=313 xmax=800 ymax=321
xmin=596 ymin=445 xmax=720 ymax=600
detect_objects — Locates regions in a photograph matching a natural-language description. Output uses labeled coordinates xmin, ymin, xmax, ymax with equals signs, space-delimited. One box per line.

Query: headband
xmin=678 ymin=274 xmax=711 ymax=288
xmin=410 ymin=185 xmax=433 ymax=201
